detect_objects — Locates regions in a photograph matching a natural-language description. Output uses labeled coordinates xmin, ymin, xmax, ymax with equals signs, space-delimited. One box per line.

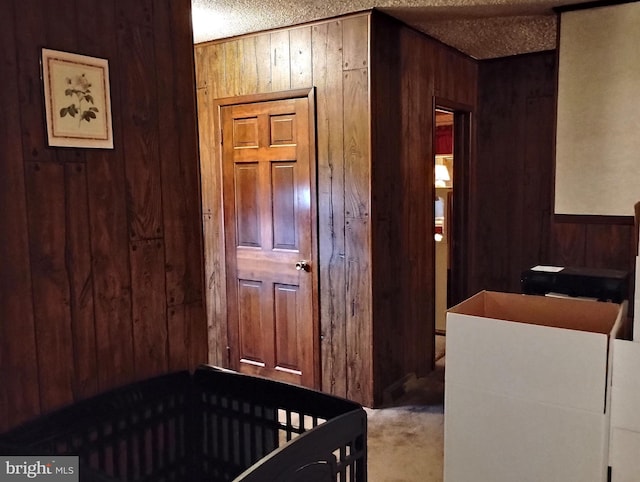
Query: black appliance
xmin=521 ymin=266 xmax=628 ymax=303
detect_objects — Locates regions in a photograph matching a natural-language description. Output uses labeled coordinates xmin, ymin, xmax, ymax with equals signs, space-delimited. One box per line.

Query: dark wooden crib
xmin=0 ymin=365 xmax=367 ymax=481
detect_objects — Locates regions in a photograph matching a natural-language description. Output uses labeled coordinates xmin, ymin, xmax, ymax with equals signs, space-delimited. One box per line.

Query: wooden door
xmin=221 ymin=96 xmax=318 ymax=389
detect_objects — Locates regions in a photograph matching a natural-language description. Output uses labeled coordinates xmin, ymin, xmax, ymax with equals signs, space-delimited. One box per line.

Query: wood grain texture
xmin=44 ymin=0 xmax=77 ymax=50
xmin=474 ymin=51 xmax=557 ymax=293
xmin=398 ymin=26 xmax=435 ymax=379
xmin=271 ymin=30 xmax=291 ymax=91
xmin=1 ymin=0 xmax=205 ymax=430
xmin=130 ymin=239 xmax=168 ymax=379
xmin=225 ymin=40 xmax=242 ymax=97
xmin=345 ymin=219 xmax=373 ymax=407
xmin=367 ymin=12 xmax=478 ymax=401
xmin=157 ymin=0 xmax=205 ymax=306
xmin=584 ymin=223 xmax=634 ymax=270
xmin=0 ymin=0 xmax=40 ymax=431
xmin=521 ymin=95 xmax=555 ymax=277
xmin=86 ymin=155 xmax=136 ymax=391
xmin=475 ymin=51 xmax=634 ymax=295
xmin=343 ymin=68 xmax=370 ymax=220
xmin=370 ymin=15 xmax=406 ymax=393
xmin=187 ymin=301 xmax=209 ymax=368
xmin=290 ymin=27 xmax=313 ymax=89
xmin=167 ymin=304 xmax=189 ymax=371
xmin=173 ymin=0 xmax=205 ymax=306
xmin=239 ymin=37 xmax=260 ymax=94
xmin=77 ymin=0 xmax=117 ymax=59
xmin=312 ymin=20 xmax=348 ymax=397
xmin=195 ymin=10 xmax=481 ymax=406
xmin=118 ymin=20 xmax=163 ymax=240
xmin=343 ymin=64 xmax=372 ymax=404
xmin=65 ymin=163 xmax=98 ymax=400
xmin=25 ymin=162 xmax=75 ymax=413
xmin=202 ymin=213 xmax=228 ymax=367
xmin=342 ymin=15 xmax=369 ymax=71
xmin=199 ymin=90 xmax=227 ymax=367
xmin=15 ymin=0 xmax=53 ymax=163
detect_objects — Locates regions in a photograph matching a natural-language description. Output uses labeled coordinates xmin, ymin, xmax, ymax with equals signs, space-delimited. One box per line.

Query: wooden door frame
xmin=433 ymin=98 xmax=473 ymax=316
xmin=209 ymin=87 xmax=320 ymax=387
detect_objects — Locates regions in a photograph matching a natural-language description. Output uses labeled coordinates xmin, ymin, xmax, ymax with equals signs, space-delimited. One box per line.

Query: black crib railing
xmin=0 ymin=366 xmax=367 ymax=482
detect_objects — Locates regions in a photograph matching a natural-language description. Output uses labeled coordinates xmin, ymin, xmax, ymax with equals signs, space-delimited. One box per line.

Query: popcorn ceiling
xmin=191 ymin=0 xmax=585 ymax=59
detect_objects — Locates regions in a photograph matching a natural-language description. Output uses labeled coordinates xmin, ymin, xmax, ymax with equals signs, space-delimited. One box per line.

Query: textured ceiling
xmin=191 ymin=0 xmax=588 ymax=59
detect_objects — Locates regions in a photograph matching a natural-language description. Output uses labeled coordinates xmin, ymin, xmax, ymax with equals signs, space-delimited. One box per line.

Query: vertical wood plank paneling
xmin=475 ymin=53 xmax=553 ymax=292
xmin=171 ymin=0 xmax=205 ymax=306
xmin=312 ymin=20 xmax=347 ymax=397
xmin=585 ymin=223 xmax=634 ymax=270
xmin=290 ymin=27 xmax=312 ymax=89
xmin=469 ymin=52 xmax=627 ymax=297
xmin=343 ymin=65 xmax=372 ymax=405
xmin=342 ymin=15 xmax=369 ymax=71
xmin=368 ymin=12 xmax=478 ymax=402
xmin=65 ymin=163 xmax=98 ymax=400
xmin=15 ymin=0 xmax=53 ymax=163
xmin=270 ymin=30 xmax=291 ymax=91
xmin=154 ymin=0 xmax=183 ymax=306
xmin=210 ymin=43 xmax=227 ymax=99
xmin=370 ymin=15 xmax=404 ymax=393
xmin=224 ymin=40 xmax=242 ymax=97
xmin=45 ymin=0 xmax=78 ymax=51
xmin=198 ymin=85 xmax=227 ymax=367
xmin=521 ymin=95 xmax=555 ymax=272
xmin=255 ymin=35 xmax=273 ymax=93
xmin=475 ymin=58 xmax=515 ymax=291
xmin=87 ymin=155 xmax=136 ymax=391
xmin=240 ymin=37 xmax=260 ymax=94
xmin=202 ymin=213 xmax=227 ymax=367
xmin=118 ymin=19 xmax=163 ymax=240
xmin=3 ymin=0 xmax=205 ymax=430
xmin=0 ymin=0 xmax=40 ymax=431
xmin=167 ymin=300 xmax=208 ymax=371
xmin=130 ymin=239 xmax=168 ymax=379
xmin=195 ymin=45 xmax=210 ymax=90
xmin=155 ymin=0 xmax=204 ymax=308
xmin=46 ymin=0 xmax=87 ymax=174
xmin=167 ymin=304 xmax=189 ymax=370
xmin=343 ymin=68 xmax=370 ymax=219
xmin=195 ymin=11 xmax=481 ymax=407
xmin=345 ymin=221 xmax=372 ymax=407
xmin=550 ymin=222 xmax=586 ymax=266
xmin=25 ymin=162 xmax=75 ymax=413
xmin=398 ymin=29 xmax=433 ymax=379
xmin=198 ymin=88 xmax=216 ymax=215
xmin=77 ymin=0 xmax=114 ymax=58
xmin=159 ymin=0 xmax=207 ymax=365
xmin=187 ymin=301 xmax=209 ymax=368
xmin=80 ymin=0 xmax=136 ymax=394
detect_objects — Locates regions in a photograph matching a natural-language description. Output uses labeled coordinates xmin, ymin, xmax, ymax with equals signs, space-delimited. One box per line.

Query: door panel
xmin=222 ymin=96 xmax=317 ymax=389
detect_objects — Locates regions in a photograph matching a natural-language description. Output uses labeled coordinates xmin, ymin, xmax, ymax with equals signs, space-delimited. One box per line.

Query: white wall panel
xmin=555 ymin=2 xmax=640 ymax=216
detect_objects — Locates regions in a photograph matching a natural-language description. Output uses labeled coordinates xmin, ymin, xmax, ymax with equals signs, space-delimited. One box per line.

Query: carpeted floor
xmin=366 ymin=335 xmax=446 ymax=482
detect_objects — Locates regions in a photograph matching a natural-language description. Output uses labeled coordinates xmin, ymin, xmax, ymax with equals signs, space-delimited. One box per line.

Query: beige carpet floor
xmin=366 ymin=336 xmax=446 ymax=482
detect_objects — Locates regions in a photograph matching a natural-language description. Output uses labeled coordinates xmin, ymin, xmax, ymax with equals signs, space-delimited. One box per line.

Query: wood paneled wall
xmin=370 ymin=13 xmax=477 ymax=401
xmin=196 ymin=10 xmax=477 ymax=406
xmin=474 ymin=51 xmax=635 ymax=295
xmin=196 ymin=13 xmax=372 ymax=403
xmin=0 ymin=0 xmax=206 ymax=432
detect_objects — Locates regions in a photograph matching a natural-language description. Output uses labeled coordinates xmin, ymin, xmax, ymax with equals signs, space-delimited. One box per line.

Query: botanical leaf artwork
xmin=59 ymin=73 xmax=99 ymax=126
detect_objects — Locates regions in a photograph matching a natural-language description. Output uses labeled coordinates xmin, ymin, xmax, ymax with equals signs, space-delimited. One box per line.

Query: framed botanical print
xmin=41 ymin=48 xmax=113 ymax=149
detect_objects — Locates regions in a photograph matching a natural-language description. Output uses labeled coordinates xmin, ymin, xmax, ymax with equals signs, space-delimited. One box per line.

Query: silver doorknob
xmin=295 ymin=260 xmax=310 ymax=272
